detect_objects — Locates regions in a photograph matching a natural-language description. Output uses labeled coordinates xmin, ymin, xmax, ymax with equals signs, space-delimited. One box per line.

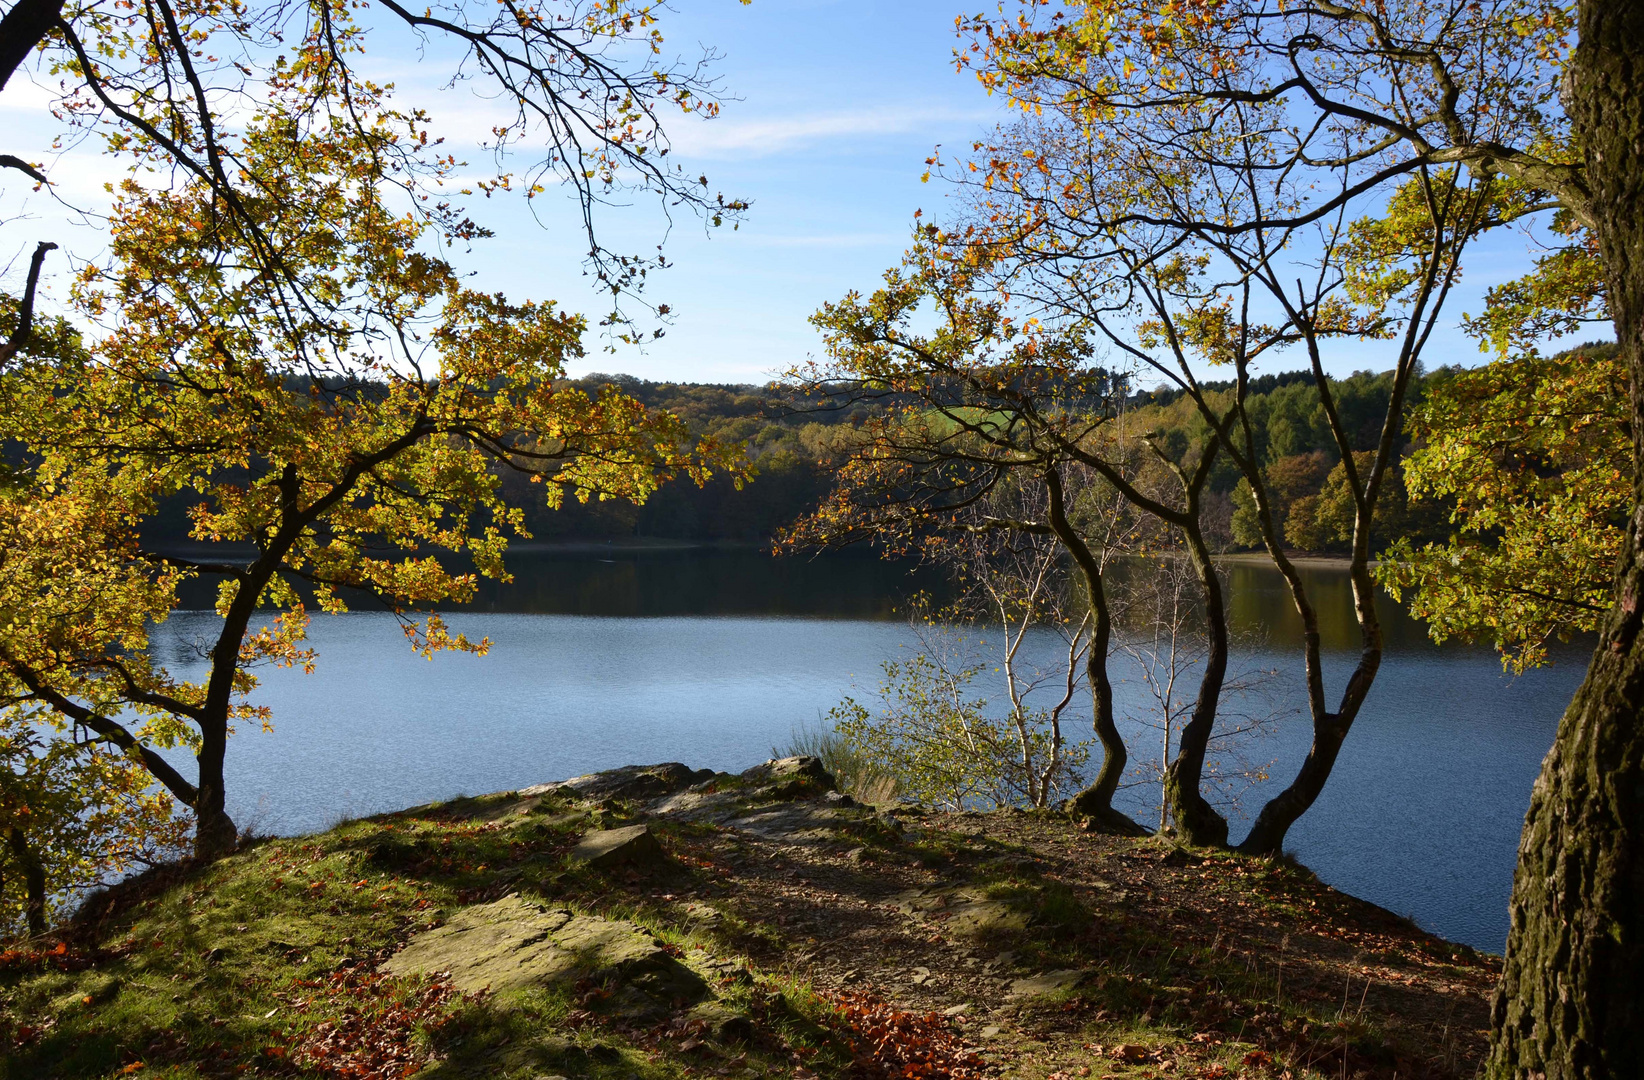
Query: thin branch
xmin=0 ymin=241 xmax=57 ymax=369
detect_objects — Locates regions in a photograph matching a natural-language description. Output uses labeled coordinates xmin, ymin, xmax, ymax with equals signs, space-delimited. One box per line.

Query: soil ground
xmin=0 ymin=761 xmax=1498 ymax=1080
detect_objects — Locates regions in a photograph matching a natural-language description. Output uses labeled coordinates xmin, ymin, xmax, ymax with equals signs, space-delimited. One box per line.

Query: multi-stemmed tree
xmin=940 ymin=0 xmax=1519 ymax=854
xmin=782 ymin=245 xmax=1255 ymax=833
xmin=779 ymin=263 xmax=1146 ymax=829
xmin=954 ymin=1 xmax=1642 ymax=1073
xmin=0 ymin=0 xmax=741 ymax=862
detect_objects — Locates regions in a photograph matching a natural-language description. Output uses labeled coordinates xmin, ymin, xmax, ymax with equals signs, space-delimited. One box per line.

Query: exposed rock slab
xmin=381 ymin=895 xmax=702 ymax=1002
xmin=945 ymin=897 xmax=1028 ymax=937
xmin=737 ymin=755 xmax=835 ymax=795
xmin=722 ymin=803 xmax=846 ymax=843
xmin=891 ymin=887 xmax=1029 ymax=938
xmin=1008 ymin=968 xmax=1088 ymax=998
xmin=635 ymin=756 xmax=858 ymax=848
xmin=687 ymin=1000 xmax=756 ymax=1044
xmin=520 ymin=762 xmax=715 ymax=802
xmin=570 ymin=824 xmax=667 ymax=869
xmin=506 ymin=756 xmax=876 ymax=851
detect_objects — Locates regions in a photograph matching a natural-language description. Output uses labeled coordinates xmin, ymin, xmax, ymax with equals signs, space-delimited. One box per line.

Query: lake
xmin=156 ymin=547 xmax=1584 ymax=954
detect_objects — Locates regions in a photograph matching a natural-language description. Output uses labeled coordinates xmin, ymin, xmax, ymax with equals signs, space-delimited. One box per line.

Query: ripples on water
xmin=156 ymin=548 xmax=1583 ymax=953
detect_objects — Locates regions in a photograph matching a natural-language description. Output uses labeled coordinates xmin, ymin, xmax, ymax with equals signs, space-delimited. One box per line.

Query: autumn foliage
xmin=0 ymin=0 xmax=742 ymax=883
xmin=822 ymin=989 xmax=987 ymax=1080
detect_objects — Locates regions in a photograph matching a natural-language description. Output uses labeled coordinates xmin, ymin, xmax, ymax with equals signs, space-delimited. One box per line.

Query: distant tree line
xmin=131 ymin=363 xmax=1575 ymax=555
xmin=484 ymin=365 xmax=1561 ymax=557
xmin=120 ymin=363 xmax=1550 ymax=556
xmin=464 ymin=358 xmax=1621 ymax=560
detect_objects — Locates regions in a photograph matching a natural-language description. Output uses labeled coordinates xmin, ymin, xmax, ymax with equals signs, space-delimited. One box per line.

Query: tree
xmin=947 ymin=0 xmax=1561 ymax=859
xmin=1 ymin=0 xmax=744 ymax=331
xmin=1282 ymin=451 xmax=1412 ymax=554
xmin=778 ymin=258 xmax=1150 ymax=832
xmin=942 ymin=491 xmax=1100 ymax=810
xmin=1113 ymin=554 xmax=1281 ymax=834
xmin=0 ymin=711 xmax=189 ymax=938
xmin=1486 ymin=4 xmax=1644 ymax=1072
xmin=1381 ymin=345 xmax=1626 ymax=671
xmin=1230 ymin=452 xmax=1329 ymax=549
xmin=826 ymin=585 xmax=1094 ymax=812
xmin=960 ymin=0 xmax=1640 ymax=1072
xmin=1378 ymin=227 xmax=1621 ymax=672
xmin=0 ymin=35 xmax=734 ymax=859
xmin=0 ymin=478 xmax=194 ymax=933
xmin=785 ymin=246 xmax=1250 ymax=840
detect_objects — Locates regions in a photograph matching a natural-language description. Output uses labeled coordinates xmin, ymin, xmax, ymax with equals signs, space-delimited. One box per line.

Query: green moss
xmin=0 ymin=799 xmax=849 ymax=1080
xmin=0 ymin=793 xmax=1496 ymax=1079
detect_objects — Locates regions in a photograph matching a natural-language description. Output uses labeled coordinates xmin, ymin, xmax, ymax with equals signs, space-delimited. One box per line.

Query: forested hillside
xmin=518 ymin=368 xmax=1456 ymax=552
xmin=495 ymin=375 xmax=867 ymax=543
xmin=125 ymin=358 xmax=1608 ymax=554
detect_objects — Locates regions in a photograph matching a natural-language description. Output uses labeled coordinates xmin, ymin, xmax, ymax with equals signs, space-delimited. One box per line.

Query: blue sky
xmin=449 ymin=0 xmax=1011 ymax=384
xmin=0 ymin=0 xmax=1567 ymax=387
xmin=423 ymin=0 xmax=1563 ymax=386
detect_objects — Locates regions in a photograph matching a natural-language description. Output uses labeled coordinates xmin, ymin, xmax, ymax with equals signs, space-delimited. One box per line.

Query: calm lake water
xmin=157 ymin=548 xmax=1584 ymax=954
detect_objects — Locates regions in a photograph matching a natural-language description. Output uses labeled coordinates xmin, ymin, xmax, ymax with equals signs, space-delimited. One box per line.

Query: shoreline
xmin=1215 ymin=551 xmax=1372 ymax=569
xmin=10 ymin=760 xmax=1501 ymax=1080
xmin=148 ymin=537 xmax=1373 ymax=568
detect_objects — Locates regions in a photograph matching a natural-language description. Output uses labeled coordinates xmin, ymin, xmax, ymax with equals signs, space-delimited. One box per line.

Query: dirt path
xmin=1 ymin=758 xmax=1498 ymax=1080
xmin=575 ymin=759 xmax=1500 ymax=1079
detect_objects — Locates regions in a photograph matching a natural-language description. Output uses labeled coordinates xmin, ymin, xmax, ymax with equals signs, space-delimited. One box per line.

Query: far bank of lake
xmin=158 ymin=547 xmax=1583 ymax=953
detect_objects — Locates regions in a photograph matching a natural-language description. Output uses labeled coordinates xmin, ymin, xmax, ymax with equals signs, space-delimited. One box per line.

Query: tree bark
xmin=0 ymin=241 xmax=56 ymax=367
xmin=193 ymin=725 xmax=237 ymax=860
xmin=193 ymin=553 xmax=267 ymax=860
xmin=1046 ymin=468 xmax=1147 ymax=835
xmin=6 ymin=827 xmax=47 ymax=936
xmin=1236 ymin=712 xmax=1352 ymax=855
xmin=1487 ymin=3 xmax=1644 ymax=1075
xmin=1162 ymin=447 xmax=1231 ymax=848
xmin=0 ymin=0 xmax=64 ymax=95
xmin=1164 ymin=530 xmax=1230 ymax=847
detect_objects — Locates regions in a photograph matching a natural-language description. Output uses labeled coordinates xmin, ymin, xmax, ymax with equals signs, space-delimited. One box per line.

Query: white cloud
xmin=743 ymin=231 xmax=906 ymax=249
xmin=0 ymin=74 xmax=74 ymax=114
xmin=665 ymin=104 xmax=994 ymax=159
xmin=410 ymin=96 xmax=995 ymax=161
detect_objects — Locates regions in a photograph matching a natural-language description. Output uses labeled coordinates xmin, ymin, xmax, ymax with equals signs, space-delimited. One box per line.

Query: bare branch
xmin=0 ymin=240 xmax=57 ymax=369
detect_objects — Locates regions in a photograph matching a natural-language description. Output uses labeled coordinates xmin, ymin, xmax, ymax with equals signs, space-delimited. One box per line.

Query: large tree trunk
xmin=1235 ymin=709 xmax=1352 ymax=855
xmin=6 ymin=827 xmax=47 ymax=936
xmin=1047 ymin=469 xmax=1147 ymax=835
xmin=193 ymin=723 xmax=237 ymax=860
xmin=1068 ymin=606 xmax=1141 ymax=834
xmin=195 ymin=634 xmax=240 ymax=859
xmin=1488 ymin=3 xmax=1644 ymax=1075
xmin=194 ymin=564 xmax=263 ymax=861
xmin=1163 ymin=507 xmax=1231 ymax=848
xmin=0 ymin=0 xmax=64 ymax=94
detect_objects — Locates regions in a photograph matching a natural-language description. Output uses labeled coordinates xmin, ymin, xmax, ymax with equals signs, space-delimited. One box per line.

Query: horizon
xmin=0 ymin=0 xmax=1577 ymax=389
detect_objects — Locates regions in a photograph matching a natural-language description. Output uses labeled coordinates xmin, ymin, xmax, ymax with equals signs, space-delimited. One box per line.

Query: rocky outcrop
xmin=520 ymin=762 xmax=716 ymax=802
xmin=569 ymin=824 xmax=667 ymax=869
xmin=644 ymin=756 xmax=848 ymax=844
xmin=381 ymin=894 xmax=703 ymax=1008
xmin=521 ymin=756 xmax=837 ymax=816
xmin=511 ymin=757 xmax=861 ymax=849
xmin=735 ymin=755 xmax=836 ymax=798
xmin=383 ymin=758 xmax=863 ymax=1016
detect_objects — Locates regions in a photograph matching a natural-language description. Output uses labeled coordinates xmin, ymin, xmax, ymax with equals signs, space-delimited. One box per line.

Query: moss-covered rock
xmin=569 ymin=824 xmax=668 ymax=869
xmin=381 ymin=894 xmax=703 ymax=1003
